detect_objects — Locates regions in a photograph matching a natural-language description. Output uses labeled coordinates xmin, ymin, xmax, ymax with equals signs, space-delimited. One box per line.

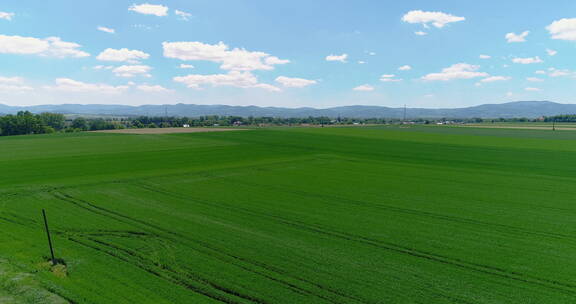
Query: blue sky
xmin=1 ymin=0 xmax=576 ymax=108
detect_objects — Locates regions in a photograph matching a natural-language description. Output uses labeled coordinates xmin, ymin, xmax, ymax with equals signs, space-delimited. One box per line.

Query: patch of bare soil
xmin=92 ymin=127 xmax=247 ymax=134
xmin=463 ymin=125 xmax=576 ymax=131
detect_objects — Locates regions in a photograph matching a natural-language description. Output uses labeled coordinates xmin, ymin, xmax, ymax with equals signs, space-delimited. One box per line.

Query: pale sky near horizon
xmin=1 ymin=1 xmax=576 ymax=108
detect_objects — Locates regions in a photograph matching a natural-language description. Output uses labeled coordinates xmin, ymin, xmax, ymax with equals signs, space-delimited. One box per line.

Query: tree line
xmin=1 ymin=111 xmax=564 ymax=137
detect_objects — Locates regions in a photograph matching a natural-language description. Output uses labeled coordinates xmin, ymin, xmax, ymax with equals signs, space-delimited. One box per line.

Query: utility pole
xmin=403 ymin=104 xmax=407 ymax=123
xmin=42 ymin=209 xmax=56 ymax=265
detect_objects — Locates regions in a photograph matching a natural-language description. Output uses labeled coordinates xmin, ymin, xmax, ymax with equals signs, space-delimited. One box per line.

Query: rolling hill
xmin=1 ymin=101 xmax=575 ymax=118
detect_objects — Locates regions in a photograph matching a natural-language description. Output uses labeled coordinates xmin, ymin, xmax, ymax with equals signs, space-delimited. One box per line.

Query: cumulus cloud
xmin=98 ymin=26 xmax=115 ymax=34
xmin=325 ymin=54 xmax=348 ymax=63
xmin=45 ymin=78 xmax=128 ymax=94
xmin=173 ymin=71 xmax=280 ymax=91
xmin=129 ymin=3 xmax=169 ymax=16
xmin=175 ymin=10 xmax=191 ymax=21
xmin=480 ymin=76 xmax=511 ymax=83
xmin=525 ymin=87 xmax=541 ymax=92
xmin=112 ymin=65 xmax=152 ymax=78
xmin=422 ymin=63 xmax=488 ymax=81
xmin=0 ymin=12 xmax=14 ymax=21
xmin=353 ymin=84 xmax=374 ymax=91
xmin=380 ymin=74 xmax=402 ymax=82
xmin=163 ymin=41 xmax=289 ymax=71
xmin=402 ymin=10 xmax=465 ymax=28
xmin=527 ymin=77 xmax=544 ymax=82
xmin=547 ymin=18 xmax=576 ymax=41
xmin=479 ymin=55 xmax=491 ymax=59
xmin=505 ymin=31 xmax=529 ymax=43
xmin=0 ymin=35 xmax=89 ymax=58
xmin=546 ymin=49 xmax=557 ymax=56
xmin=415 ymin=31 xmax=428 ymax=36
xmin=0 ymin=76 xmax=33 ymax=92
xmin=512 ymin=56 xmax=543 ymax=64
xmin=398 ymin=65 xmax=412 ymax=71
xmin=137 ymin=84 xmax=171 ymax=92
xmin=275 ymin=76 xmax=317 ymax=88
xmin=97 ymin=48 xmax=150 ymax=63
xmin=179 ymin=64 xmax=194 ymax=69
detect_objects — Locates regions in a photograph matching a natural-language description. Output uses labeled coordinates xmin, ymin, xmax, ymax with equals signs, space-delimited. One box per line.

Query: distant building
xmin=183 ymin=124 xmax=190 ymax=128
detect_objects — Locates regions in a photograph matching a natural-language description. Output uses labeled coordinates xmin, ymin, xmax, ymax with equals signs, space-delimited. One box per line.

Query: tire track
xmin=130 ymin=182 xmax=576 ymax=296
xmin=53 ymin=190 xmax=369 ymax=304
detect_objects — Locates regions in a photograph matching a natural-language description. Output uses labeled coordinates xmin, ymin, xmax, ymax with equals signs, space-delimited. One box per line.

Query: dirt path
xmin=462 ymin=125 xmax=576 ymax=131
xmin=92 ymin=128 xmax=247 ymax=135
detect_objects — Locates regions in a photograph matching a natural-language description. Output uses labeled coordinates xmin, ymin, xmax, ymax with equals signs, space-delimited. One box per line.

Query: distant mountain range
xmin=1 ymin=101 xmax=575 ymax=119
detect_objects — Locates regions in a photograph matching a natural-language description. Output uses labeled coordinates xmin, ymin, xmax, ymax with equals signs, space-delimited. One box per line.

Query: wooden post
xmin=42 ymin=209 xmax=56 ymax=265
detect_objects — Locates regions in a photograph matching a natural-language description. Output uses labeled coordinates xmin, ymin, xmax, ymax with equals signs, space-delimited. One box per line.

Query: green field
xmin=2 ymin=126 xmax=576 ymax=303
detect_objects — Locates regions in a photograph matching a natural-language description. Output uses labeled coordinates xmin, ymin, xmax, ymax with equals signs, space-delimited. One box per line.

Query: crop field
xmin=3 ymin=126 xmax=576 ymax=303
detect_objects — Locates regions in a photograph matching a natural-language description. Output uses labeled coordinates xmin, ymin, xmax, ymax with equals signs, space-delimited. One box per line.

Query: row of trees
xmin=1 ymin=111 xmax=564 ymax=137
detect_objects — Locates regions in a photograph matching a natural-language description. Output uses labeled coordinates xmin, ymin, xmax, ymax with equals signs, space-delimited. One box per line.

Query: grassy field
xmin=2 ymin=126 xmax=576 ymax=303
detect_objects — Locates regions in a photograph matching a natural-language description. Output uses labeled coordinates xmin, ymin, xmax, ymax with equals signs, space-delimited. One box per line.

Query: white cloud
xmin=265 ymin=56 xmax=290 ymax=65
xmin=505 ymin=31 xmax=529 ymax=43
xmin=0 ymin=76 xmax=33 ymax=92
xmin=402 ymin=10 xmax=465 ymax=28
xmin=547 ymin=67 xmax=574 ymax=78
xmin=398 ymin=65 xmax=412 ymax=71
xmin=479 ymin=54 xmax=491 ymax=59
xmin=129 ymin=3 xmax=168 ymax=17
xmin=506 ymin=92 xmax=514 ymax=97
xmin=325 ymin=54 xmax=348 ymax=63
xmin=113 ymin=65 xmax=152 ymax=78
xmin=43 ymin=37 xmax=90 ymax=58
xmin=357 ymin=61 xmax=366 ymax=64
xmin=0 ymin=12 xmax=14 ymax=21
xmin=137 ymin=84 xmax=171 ymax=93
xmin=415 ymin=31 xmax=428 ymax=36
xmin=175 ymin=10 xmax=191 ymax=21
xmin=380 ymin=74 xmax=402 ymax=82
xmin=179 ymin=64 xmax=194 ymax=69
xmin=0 ymin=76 xmax=24 ymax=84
xmin=535 ymin=70 xmax=547 ymax=75
xmin=173 ymin=71 xmax=280 ymax=91
xmin=163 ymin=41 xmax=289 ymax=71
xmin=0 ymin=35 xmax=89 ymax=58
xmin=93 ymin=65 xmax=114 ymax=70
xmin=546 ymin=49 xmax=557 ymax=56
xmin=547 ymin=18 xmax=576 ymax=41
xmin=97 ymin=48 xmax=150 ymax=63
xmin=275 ymin=76 xmax=317 ymax=88
xmin=527 ymin=77 xmax=544 ymax=82
xmin=97 ymin=26 xmax=115 ymax=34
xmin=480 ymin=76 xmax=511 ymax=83
xmin=422 ymin=63 xmax=488 ymax=81
xmin=368 ymin=52 xmax=376 ymax=56
xmin=525 ymin=87 xmax=541 ymax=92
xmin=353 ymin=84 xmax=374 ymax=91
xmin=45 ymin=78 xmax=128 ymax=94
xmin=512 ymin=56 xmax=543 ymax=64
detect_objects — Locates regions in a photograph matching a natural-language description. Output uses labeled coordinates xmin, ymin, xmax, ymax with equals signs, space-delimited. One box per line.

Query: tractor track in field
xmin=210 ymin=175 xmax=576 ymax=244
xmin=51 ymin=192 xmax=268 ymax=304
xmin=84 ymin=237 xmax=353 ymax=304
xmin=51 ymin=191 xmax=369 ymax=304
xmin=127 ymin=182 xmax=576 ymax=296
xmin=129 ymin=182 xmax=373 ymax=304
xmin=67 ymin=237 xmax=247 ymax=304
